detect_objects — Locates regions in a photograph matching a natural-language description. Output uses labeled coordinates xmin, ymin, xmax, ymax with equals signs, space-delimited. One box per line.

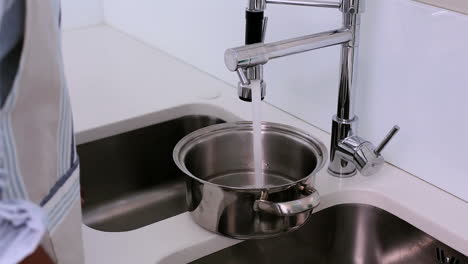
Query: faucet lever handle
xmin=375 ymin=125 xmax=400 ymax=155
xmin=236 ymin=68 xmax=251 ymax=85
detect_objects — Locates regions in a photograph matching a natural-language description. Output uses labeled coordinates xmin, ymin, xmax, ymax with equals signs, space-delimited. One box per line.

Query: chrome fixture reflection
xmin=225 ymin=0 xmax=399 ymax=177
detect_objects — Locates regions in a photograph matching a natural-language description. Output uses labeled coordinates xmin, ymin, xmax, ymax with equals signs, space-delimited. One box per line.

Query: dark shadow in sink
xmin=78 ymin=115 xmax=225 ymax=232
xmin=190 ymin=203 xmax=467 ymax=264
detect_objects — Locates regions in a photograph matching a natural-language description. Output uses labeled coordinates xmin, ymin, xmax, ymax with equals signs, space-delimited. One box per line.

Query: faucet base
xmin=327 ymin=167 xmax=357 ymax=178
xmin=327 ymin=116 xmax=358 ymax=178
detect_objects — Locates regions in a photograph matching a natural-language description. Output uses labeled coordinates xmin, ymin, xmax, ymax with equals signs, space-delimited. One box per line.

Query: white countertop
xmin=63 ymin=25 xmax=468 ymax=263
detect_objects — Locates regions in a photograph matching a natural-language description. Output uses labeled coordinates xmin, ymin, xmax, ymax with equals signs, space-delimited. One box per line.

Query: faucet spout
xmin=239 ymin=0 xmax=268 ymax=101
xmin=225 ymin=29 xmax=352 ymax=72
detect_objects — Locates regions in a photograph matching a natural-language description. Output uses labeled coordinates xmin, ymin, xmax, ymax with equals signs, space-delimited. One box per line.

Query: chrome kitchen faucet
xmin=224 ymin=0 xmax=400 ymax=177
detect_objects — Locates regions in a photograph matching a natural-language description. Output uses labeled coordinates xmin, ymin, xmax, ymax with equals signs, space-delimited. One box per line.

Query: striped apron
xmin=0 ymin=0 xmax=83 ymax=263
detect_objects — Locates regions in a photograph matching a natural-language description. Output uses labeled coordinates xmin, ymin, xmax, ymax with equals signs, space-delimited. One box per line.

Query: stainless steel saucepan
xmin=173 ymin=121 xmax=327 ymax=239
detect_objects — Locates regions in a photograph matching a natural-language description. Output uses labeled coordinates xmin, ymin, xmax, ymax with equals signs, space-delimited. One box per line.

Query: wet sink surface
xmin=78 ymin=115 xmax=225 ymax=232
xmin=191 ymin=203 xmax=467 ymax=264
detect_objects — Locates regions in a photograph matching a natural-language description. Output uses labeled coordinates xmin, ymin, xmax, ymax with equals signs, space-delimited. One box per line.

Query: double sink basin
xmin=78 ymin=115 xmax=467 ymax=263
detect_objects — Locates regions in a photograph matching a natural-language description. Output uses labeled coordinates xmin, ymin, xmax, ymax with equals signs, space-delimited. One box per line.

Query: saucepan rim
xmin=173 ymin=121 xmax=327 ymax=191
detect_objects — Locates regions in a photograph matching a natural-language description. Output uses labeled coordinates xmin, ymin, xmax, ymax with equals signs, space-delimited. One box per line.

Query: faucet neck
xmin=336 ymin=0 xmax=363 ymax=121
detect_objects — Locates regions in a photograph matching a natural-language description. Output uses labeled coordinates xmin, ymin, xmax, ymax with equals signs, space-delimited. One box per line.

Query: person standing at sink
xmin=0 ymin=0 xmax=83 ymax=263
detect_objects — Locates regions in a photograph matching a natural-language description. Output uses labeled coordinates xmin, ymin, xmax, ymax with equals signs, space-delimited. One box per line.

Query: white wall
xmin=101 ymin=0 xmax=468 ymax=201
xmin=61 ymin=0 xmax=104 ymax=30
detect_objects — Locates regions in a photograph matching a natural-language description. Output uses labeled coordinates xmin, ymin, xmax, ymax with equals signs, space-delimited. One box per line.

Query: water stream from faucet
xmin=251 ymin=80 xmax=264 ymax=187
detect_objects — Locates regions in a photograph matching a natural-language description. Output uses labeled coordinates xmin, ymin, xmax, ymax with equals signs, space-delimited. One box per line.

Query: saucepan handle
xmin=253 ymin=186 xmax=320 ymax=216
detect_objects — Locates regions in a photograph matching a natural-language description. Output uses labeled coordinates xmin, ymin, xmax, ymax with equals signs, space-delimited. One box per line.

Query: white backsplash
xmin=61 ymin=0 xmax=103 ymax=30
xmin=69 ymin=0 xmax=468 ymax=201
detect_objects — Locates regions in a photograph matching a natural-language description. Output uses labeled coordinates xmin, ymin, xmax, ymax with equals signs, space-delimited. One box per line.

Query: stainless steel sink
xmin=191 ymin=203 xmax=467 ymax=264
xmin=78 ymin=115 xmax=225 ymax=232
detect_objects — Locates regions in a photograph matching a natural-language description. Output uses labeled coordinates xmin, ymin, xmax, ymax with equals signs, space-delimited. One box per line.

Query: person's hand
xmin=20 ymin=246 xmax=54 ymax=264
